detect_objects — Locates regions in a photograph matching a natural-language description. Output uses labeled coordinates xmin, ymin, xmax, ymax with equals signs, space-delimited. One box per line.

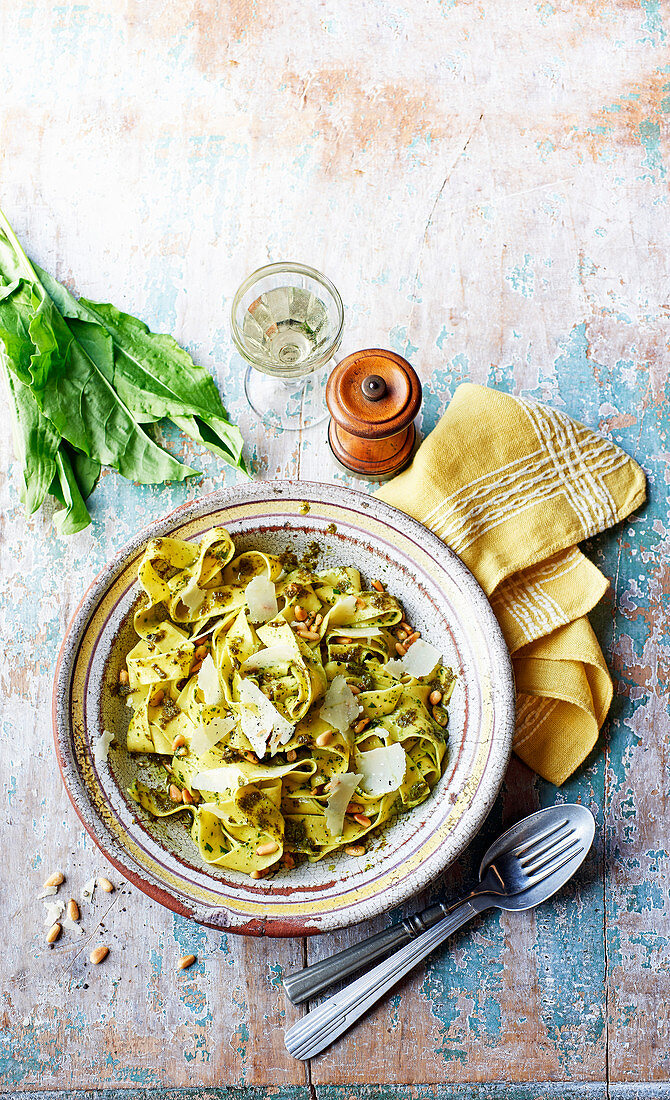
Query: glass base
xmin=243 ymin=363 xmax=330 ymax=430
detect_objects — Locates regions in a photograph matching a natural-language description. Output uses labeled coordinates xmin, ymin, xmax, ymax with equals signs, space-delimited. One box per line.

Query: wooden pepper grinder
xmin=326 ymin=349 xmax=422 ymax=480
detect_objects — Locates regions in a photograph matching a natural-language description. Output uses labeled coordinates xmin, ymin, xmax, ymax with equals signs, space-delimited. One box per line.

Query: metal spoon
xmin=284 ymin=803 xmax=594 ymax=1060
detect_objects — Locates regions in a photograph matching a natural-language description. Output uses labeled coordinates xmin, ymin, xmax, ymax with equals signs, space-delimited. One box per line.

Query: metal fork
xmin=284 ymin=804 xmax=594 ymax=1058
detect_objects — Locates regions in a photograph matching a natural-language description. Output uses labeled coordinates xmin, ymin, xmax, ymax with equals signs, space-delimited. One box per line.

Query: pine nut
xmin=316 ymin=730 xmax=333 ymax=747
xmin=432 ymin=706 xmax=448 ymax=727
xmin=118 ymin=669 xmax=129 ymax=685
xmin=395 ymin=642 xmax=407 ymax=657
xmin=178 ymin=954 xmax=197 ymax=970
xmin=282 ymin=853 xmax=295 ymax=869
xmin=46 ymin=922 xmax=62 ymax=944
xmin=347 ymin=803 xmax=364 ymax=814
xmin=244 ymin=751 xmax=259 ymax=764
xmin=149 ymin=688 xmax=164 ymax=707
xmin=345 ymin=845 xmax=366 ymax=856
xmin=294 ymin=605 xmax=308 ymax=621
xmin=169 ymin=784 xmax=183 ymax=802
xmin=67 ymin=899 xmax=79 ymax=922
xmin=406 ymin=631 xmax=421 ymax=646
xmin=98 ymin=877 xmax=114 ymax=893
xmin=347 ymin=682 xmax=361 ymax=694
xmin=353 ymin=813 xmax=372 ymax=827
xmin=44 ymin=871 xmax=64 ymax=889
xmin=400 ymin=621 xmax=412 ymax=633
xmin=355 ymin=597 xmax=366 ymax=609
xmin=89 ymin=945 xmax=109 ymax=965
xmin=396 ymin=628 xmax=408 ymax=641
xmin=176 ymin=747 xmax=188 ymax=757
xmin=163 ymin=762 xmax=173 ymax=773
xmin=371 ymin=579 xmax=384 ymax=592
xmin=250 ymin=869 xmax=265 ymax=879
xmin=429 ymin=689 xmax=443 ymax=706
xmin=354 ymin=718 xmax=370 ymax=734
xmin=299 ymin=629 xmax=320 ymax=641
xmin=171 ymin=734 xmax=187 ymax=751
xmin=194 ymin=644 xmax=209 ymax=660
xmin=256 ymin=841 xmax=279 ymax=857
xmin=286 ymin=749 xmax=297 ymax=762
xmin=313 ymin=613 xmax=323 ymax=627
xmin=190 ymin=659 xmax=203 ymax=675
xmin=182 ymin=788 xmax=194 ymax=804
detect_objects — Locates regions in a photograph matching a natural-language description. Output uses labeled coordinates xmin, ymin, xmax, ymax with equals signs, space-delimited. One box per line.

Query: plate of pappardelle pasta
xmin=53 ymin=482 xmax=514 ymax=936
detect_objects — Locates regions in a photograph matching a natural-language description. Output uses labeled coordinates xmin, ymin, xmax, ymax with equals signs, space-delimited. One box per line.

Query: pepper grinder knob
xmin=326 ymin=349 xmax=422 ymax=480
xmin=361 ymin=374 xmax=387 ymax=401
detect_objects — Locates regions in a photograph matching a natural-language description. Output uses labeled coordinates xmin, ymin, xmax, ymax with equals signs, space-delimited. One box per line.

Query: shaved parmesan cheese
xmin=238 ymin=677 xmax=294 ymax=758
xmin=383 ymin=639 xmax=441 ymax=679
xmin=43 ymin=899 xmax=65 ymax=926
xmin=37 ymin=885 xmax=58 ymax=899
xmin=354 ymin=743 xmax=407 ymax=797
xmin=81 ymin=877 xmax=97 ymax=902
xmin=179 ymin=575 xmax=205 ymax=616
xmin=383 ymin=659 xmax=405 ymax=677
xmin=190 ymin=715 xmax=235 ymax=758
xmin=328 ymin=625 xmax=382 ymax=638
xmin=193 ymin=756 xmax=302 ymax=792
xmin=245 ymin=575 xmax=278 ymax=623
xmin=93 ymin=728 xmax=114 ymax=765
xmin=319 ymin=675 xmax=359 ymax=735
xmin=197 ymin=654 xmax=223 ymax=706
xmin=270 ymin=724 xmax=295 ymax=754
xmin=324 ymin=772 xmax=362 ymax=837
xmin=62 ymin=916 xmax=84 ymax=935
xmin=191 ymin=766 xmax=246 ymax=793
xmin=328 ymin=595 xmax=357 ymax=625
xmin=243 ymin=644 xmax=294 ymax=671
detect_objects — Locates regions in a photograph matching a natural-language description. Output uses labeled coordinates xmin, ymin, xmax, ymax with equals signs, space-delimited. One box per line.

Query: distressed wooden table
xmin=1 ymin=1 xmax=668 ymax=1097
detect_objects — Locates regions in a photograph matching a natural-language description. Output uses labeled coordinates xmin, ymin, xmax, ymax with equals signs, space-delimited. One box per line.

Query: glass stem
xmin=281 ymin=377 xmax=308 ymax=393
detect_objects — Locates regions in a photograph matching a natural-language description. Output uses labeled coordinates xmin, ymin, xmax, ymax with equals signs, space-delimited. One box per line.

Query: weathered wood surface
xmin=0 ymin=0 xmax=668 ymax=1093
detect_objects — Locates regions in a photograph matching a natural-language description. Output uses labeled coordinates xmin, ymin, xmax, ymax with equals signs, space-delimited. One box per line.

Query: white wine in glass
xmin=231 ymin=263 xmax=344 ymax=430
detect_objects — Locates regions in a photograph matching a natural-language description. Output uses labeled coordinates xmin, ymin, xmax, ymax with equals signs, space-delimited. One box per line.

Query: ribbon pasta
xmin=123 ymin=526 xmax=455 ymax=877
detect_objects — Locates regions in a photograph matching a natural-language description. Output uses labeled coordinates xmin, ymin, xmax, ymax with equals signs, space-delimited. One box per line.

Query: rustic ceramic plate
xmin=53 ymin=481 xmax=515 ymax=936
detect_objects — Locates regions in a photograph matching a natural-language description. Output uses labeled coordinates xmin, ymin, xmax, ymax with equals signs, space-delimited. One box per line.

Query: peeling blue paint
xmin=640 ymin=0 xmax=666 ymax=43
xmin=639 ymin=118 xmax=666 ymax=179
xmin=389 ymin=324 xmax=419 ymax=361
xmin=505 ymin=253 xmax=536 ymax=298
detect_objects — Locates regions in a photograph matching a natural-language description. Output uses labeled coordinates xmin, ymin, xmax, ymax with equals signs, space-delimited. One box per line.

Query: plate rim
xmin=52 ymin=480 xmax=515 ymax=937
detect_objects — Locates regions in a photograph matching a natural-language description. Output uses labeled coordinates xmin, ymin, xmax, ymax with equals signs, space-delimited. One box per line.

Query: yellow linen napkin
xmin=376 ymin=383 xmax=646 ymax=785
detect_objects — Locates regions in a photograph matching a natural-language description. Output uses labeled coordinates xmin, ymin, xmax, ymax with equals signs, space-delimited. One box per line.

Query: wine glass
xmin=230 ymin=262 xmax=344 ymax=430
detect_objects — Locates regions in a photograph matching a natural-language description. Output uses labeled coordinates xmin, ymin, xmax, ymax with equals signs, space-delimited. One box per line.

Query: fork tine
xmin=524 ymin=847 xmax=583 ymax=889
xmin=511 ymin=818 xmax=570 ymax=861
xmin=524 ymin=839 xmax=583 ymax=885
xmin=520 ymin=825 xmax=575 ymax=869
xmin=524 ymin=835 xmax=580 ymax=875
